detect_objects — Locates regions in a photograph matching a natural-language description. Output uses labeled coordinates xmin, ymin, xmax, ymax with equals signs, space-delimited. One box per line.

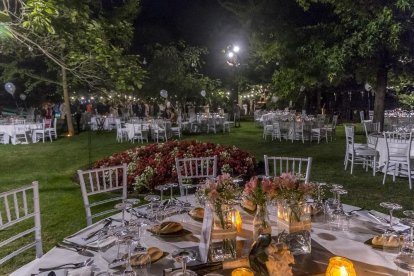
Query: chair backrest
xmin=363 ymin=121 xmax=380 ymax=138
xmin=77 ymin=164 xmax=128 ymax=226
xmin=332 ymin=115 xmax=338 ymax=128
xmin=264 ymin=155 xmax=312 ymax=183
xmin=360 ymin=111 xmax=365 ymax=122
xmin=43 ymin=118 xmax=52 ymax=129
xmin=0 ymin=181 xmax=42 ymax=265
xmin=383 ymin=132 xmax=412 ymax=160
xmin=344 ymin=125 xmax=355 ymax=151
xmin=175 ymin=156 xmax=218 ymax=185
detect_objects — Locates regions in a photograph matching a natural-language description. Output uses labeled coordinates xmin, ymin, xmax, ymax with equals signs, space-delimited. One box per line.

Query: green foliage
xmin=0 ymin=0 xmax=145 ymax=96
xmin=142 ymin=41 xmax=221 ymax=105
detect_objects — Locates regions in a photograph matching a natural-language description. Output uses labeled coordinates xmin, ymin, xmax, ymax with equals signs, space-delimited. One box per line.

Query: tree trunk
xmin=373 ymin=64 xmax=388 ymax=131
xmin=316 ymin=87 xmax=321 ymax=114
xmin=61 ymin=67 xmax=75 ymax=136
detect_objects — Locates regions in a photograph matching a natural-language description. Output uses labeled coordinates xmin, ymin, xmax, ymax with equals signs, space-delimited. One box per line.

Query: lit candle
xmin=232 ymin=268 xmax=254 ymax=276
xmin=325 ymin=256 xmax=356 ymax=276
xmin=231 ymin=210 xmax=243 ymax=233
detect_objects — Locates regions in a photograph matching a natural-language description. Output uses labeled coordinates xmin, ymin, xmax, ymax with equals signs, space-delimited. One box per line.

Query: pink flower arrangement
xmin=93 ymin=140 xmax=256 ymax=191
xmin=204 ymin=173 xmax=240 ymax=205
xmin=271 ymin=173 xmax=316 ymax=202
xmin=243 ymin=176 xmax=273 ymax=206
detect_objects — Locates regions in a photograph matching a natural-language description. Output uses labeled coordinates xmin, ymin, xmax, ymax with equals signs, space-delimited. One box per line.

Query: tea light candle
xmin=231 ymin=210 xmax=243 ymax=233
xmin=325 ymin=256 xmax=356 ymax=276
xmin=232 ymin=267 xmax=254 ymax=276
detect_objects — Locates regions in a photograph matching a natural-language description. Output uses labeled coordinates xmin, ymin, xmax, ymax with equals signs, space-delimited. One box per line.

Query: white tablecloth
xmin=11 ymin=200 xmax=406 ymax=276
xmin=374 ymin=136 xmax=414 ymax=167
xmin=0 ymin=123 xmax=42 ymax=144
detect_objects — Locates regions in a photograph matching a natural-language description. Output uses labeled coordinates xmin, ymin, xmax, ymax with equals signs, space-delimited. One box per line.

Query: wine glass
xmin=155 ymin=184 xmax=169 ymax=204
xmin=115 ymin=199 xmax=140 ymax=226
xmin=144 ymin=194 xmax=160 ymax=220
xmin=170 ymin=249 xmax=197 ymax=276
xmin=313 ymin=182 xmax=327 ymax=218
xmin=380 ymin=202 xmax=403 ymax=233
xmin=328 ymin=188 xmax=349 ymax=231
xmin=166 ymin=183 xmax=179 ymax=206
xmin=395 ymin=211 xmax=414 ymax=275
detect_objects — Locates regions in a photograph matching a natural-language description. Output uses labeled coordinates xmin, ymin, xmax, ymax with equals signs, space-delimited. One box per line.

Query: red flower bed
xmin=93 ymin=140 xmax=257 ymax=191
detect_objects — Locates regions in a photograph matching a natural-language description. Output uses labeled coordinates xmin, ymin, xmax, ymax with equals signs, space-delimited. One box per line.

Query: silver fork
xmin=38 ymin=258 xmax=93 ymax=272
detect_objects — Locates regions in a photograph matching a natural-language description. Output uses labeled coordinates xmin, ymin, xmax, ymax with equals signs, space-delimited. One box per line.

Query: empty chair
xmin=344 ymin=125 xmax=377 ymax=174
xmin=382 ymin=132 xmax=413 ymax=189
xmin=363 ymin=121 xmax=380 ymax=139
xmin=207 ymin=116 xmax=218 ymax=134
xmin=0 ymin=181 xmax=42 ymax=265
xmin=171 ymin=121 xmax=182 ymax=139
xmin=360 ymin=110 xmax=365 ymax=123
xmin=77 ymin=164 xmax=128 ymax=226
xmin=48 ymin=118 xmax=58 ymax=139
xmin=152 ymin=121 xmax=167 ymax=143
xmin=222 ymin=113 xmax=232 ymax=133
xmin=12 ymin=123 xmax=29 ymax=144
xmin=130 ymin=123 xmax=147 ymax=143
xmin=264 ymin=155 xmax=312 ymax=183
xmin=271 ymin=122 xmax=282 ymax=141
xmin=32 ymin=118 xmax=53 ymax=143
xmin=115 ymin=118 xmax=128 ymax=142
xmin=324 ymin=115 xmax=338 ymax=141
xmin=263 ymin=123 xmax=274 ymax=140
xmin=175 ymin=156 xmax=218 ymax=196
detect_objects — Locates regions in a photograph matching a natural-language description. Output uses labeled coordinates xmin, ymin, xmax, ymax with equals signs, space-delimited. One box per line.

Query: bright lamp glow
xmin=228 ymin=52 xmax=234 ymax=58
xmin=233 ymin=45 xmax=240 ymax=53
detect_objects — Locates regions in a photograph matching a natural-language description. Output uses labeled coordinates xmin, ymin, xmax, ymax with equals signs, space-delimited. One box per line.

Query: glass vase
xmin=277 ymin=200 xmax=312 ymax=255
xmin=209 ymin=204 xmax=237 ymax=261
xmin=253 ymin=204 xmax=272 ymax=241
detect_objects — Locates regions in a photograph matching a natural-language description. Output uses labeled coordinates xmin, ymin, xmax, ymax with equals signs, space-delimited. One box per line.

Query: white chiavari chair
xmin=0 ymin=181 xmax=42 ymax=265
xmin=264 ymin=155 xmax=312 ymax=183
xmin=77 ymin=164 xmax=128 ymax=226
xmin=175 ymin=156 xmax=218 ymax=196
xmin=382 ymin=132 xmax=413 ymax=189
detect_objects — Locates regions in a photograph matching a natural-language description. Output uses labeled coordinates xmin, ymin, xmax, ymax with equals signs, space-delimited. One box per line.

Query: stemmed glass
xmin=395 ymin=210 xmax=414 ymax=275
xmin=155 ymin=184 xmax=169 ymax=205
xmin=380 ymin=202 xmax=403 ymax=233
xmin=115 ymin=199 xmax=140 ymax=226
xmin=170 ymin=249 xmax=197 ymax=276
xmin=165 ymin=183 xmax=179 ymax=207
xmin=144 ymin=194 xmax=160 ymax=220
xmin=328 ymin=188 xmax=349 ymax=231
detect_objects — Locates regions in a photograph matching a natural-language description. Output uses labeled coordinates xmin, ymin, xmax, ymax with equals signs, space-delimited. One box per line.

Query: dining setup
xmin=5 ymin=154 xmax=414 ymax=276
xmin=0 ymin=117 xmax=57 ymax=145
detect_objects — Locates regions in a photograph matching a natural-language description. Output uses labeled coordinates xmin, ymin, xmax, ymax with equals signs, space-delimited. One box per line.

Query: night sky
xmin=133 ymin=0 xmax=247 ymax=78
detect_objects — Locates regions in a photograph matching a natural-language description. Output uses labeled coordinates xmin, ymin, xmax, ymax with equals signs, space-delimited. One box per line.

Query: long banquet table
xmin=12 ymin=197 xmax=407 ymax=276
xmin=0 ymin=123 xmax=42 ymax=144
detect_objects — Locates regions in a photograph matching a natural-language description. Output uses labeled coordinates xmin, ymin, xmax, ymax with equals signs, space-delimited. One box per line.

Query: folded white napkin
xmin=67 ymin=266 xmax=92 ymax=276
xmin=356 ymin=210 xmax=409 ymax=232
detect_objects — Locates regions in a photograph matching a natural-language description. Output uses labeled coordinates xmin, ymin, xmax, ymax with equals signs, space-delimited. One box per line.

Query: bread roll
xmin=129 ymin=254 xmax=151 ymax=266
xmin=147 ymin=247 xmax=164 ymax=262
xmin=152 ymin=221 xmax=183 ymax=234
xmin=372 ymin=235 xmax=382 ymax=246
xmin=189 ymin=207 xmax=204 ymax=219
xmin=386 ymin=236 xmax=400 ymax=247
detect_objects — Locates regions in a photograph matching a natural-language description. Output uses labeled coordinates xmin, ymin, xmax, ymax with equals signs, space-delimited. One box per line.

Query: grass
xmin=1 ymin=122 xmax=414 ymax=274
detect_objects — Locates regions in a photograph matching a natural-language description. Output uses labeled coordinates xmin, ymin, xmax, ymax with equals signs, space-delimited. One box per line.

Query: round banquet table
xmin=0 ymin=123 xmax=42 ymax=144
xmin=11 ymin=197 xmax=407 ymax=276
xmin=371 ymin=134 xmax=414 ymax=174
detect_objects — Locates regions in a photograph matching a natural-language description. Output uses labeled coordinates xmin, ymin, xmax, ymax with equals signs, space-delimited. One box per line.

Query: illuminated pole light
xmin=233 ymin=45 xmax=240 ymax=53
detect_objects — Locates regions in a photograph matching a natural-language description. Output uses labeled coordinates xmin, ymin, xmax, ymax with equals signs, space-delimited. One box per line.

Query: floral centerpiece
xmin=243 ymin=176 xmax=274 ymax=240
xmin=271 ymin=173 xmax=316 ymax=233
xmin=203 ymin=173 xmax=240 ymax=229
xmin=202 ymin=173 xmax=241 ymax=260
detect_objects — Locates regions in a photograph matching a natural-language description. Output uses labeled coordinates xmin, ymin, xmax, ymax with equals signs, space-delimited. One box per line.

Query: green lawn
xmin=1 ymin=122 xmax=414 ymax=274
